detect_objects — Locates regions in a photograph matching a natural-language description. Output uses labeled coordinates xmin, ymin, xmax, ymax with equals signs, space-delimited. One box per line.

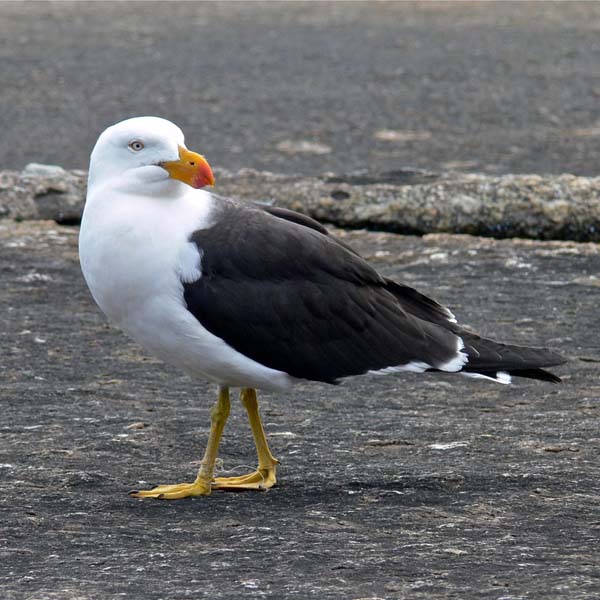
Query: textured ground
xmin=2 ymin=1 xmax=600 ymax=176
xmin=2 ymin=4 xmax=600 ymax=596
xmin=1 ymin=220 xmax=599 ymax=599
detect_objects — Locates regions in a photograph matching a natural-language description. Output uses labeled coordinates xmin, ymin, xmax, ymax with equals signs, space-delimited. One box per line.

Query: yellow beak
xmin=160 ymin=146 xmax=215 ymax=189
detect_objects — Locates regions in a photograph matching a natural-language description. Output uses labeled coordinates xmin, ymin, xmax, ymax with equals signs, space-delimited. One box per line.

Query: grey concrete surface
xmin=1 ymin=220 xmax=599 ymax=599
xmin=2 ymin=3 xmax=600 ymax=599
xmin=2 ymin=1 xmax=600 ymax=176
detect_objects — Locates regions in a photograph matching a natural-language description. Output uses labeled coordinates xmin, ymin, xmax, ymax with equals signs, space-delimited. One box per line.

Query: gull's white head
xmin=88 ymin=116 xmax=214 ymax=193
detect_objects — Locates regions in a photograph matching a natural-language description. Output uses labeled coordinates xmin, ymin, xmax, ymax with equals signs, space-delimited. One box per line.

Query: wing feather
xmin=183 ymin=200 xmax=462 ymax=383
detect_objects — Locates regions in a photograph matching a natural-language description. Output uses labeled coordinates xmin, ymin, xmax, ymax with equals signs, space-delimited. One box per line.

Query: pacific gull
xmin=79 ymin=116 xmax=566 ymax=499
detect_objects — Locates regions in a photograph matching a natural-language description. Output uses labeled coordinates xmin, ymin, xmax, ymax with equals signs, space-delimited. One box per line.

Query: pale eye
xmin=128 ymin=140 xmax=144 ymax=152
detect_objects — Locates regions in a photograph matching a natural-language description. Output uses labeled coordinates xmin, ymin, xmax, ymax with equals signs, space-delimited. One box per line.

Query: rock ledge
xmin=1 ymin=165 xmax=599 ymax=241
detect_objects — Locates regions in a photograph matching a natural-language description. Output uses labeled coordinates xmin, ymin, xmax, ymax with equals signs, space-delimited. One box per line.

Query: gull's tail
xmin=457 ymin=332 xmax=566 ymax=384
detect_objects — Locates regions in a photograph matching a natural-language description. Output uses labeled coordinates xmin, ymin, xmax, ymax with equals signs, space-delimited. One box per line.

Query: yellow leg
xmin=130 ymin=386 xmax=231 ymax=499
xmin=212 ymin=388 xmax=279 ymax=491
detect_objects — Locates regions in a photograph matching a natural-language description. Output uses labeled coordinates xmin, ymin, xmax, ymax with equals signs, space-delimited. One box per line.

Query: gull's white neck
xmin=79 ymin=172 xmax=215 ymax=329
xmin=88 ymin=165 xmax=189 ymax=200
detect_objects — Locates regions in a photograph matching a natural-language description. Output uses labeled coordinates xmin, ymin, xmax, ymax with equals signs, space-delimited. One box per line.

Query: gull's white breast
xmin=79 ymin=187 xmax=294 ymax=391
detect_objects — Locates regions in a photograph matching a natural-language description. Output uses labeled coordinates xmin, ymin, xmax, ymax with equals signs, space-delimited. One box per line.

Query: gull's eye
xmin=128 ymin=140 xmax=144 ymax=152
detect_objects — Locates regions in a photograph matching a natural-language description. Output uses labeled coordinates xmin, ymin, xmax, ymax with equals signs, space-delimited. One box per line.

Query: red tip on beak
xmin=191 ymin=154 xmax=215 ymax=189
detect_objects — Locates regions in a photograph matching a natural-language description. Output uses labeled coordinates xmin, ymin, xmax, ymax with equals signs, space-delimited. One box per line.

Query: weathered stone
xmin=22 ymin=163 xmax=67 ymax=178
xmin=1 ymin=166 xmax=599 ymax=241
xmin=0 ymin=165 xmax=87 ymax=225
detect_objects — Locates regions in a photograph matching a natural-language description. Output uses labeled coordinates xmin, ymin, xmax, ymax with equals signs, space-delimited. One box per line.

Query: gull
xmin=79 ymin=116 xmax=565 ymax=499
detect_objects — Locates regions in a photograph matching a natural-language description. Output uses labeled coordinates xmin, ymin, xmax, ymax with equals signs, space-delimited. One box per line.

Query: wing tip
xmin=461 ymin=367 xmax=563 ymax=384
